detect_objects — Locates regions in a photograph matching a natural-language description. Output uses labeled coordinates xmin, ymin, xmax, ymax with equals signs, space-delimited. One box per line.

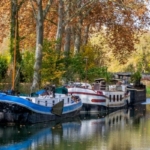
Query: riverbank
xmin=142 ymin=80 xmax=150 ymax=98
xmin=146 ymin=87 xmax=150 ymax=97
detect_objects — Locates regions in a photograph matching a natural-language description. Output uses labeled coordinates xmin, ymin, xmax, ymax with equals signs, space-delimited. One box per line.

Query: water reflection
xmin=0 ymin=118 xmax=81 ymax=150
xmin=0 ymin=104 xmax=149 ymax=150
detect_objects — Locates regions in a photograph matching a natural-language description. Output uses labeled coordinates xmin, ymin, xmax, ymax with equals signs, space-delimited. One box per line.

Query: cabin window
xmin=38 ymin=101 xmax=40 ymax=104
xmin=113 ymin=95 xmax=115 ymax=102
xmin=45 ymin=101 xmax=47 ymax=106
xmin=109 ymin=95 xmax=111 ymax=102
xmin=117 ymin=95 xmax=119 ymax=101
xmin=53 ymin=100 xmax=55 ymax=105
xmin=120 ymin=95 xmax=122 ymax=101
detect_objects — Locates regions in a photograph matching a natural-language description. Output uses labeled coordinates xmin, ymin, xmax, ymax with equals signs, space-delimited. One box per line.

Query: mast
xmin=12 ymin=6 xmax=18 ymax=91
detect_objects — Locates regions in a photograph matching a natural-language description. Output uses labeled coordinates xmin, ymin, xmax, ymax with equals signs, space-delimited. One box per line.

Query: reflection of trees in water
xmin=0 ymin=105 xmax=147 ymax=150
xmin=0 ymin=125 xmax=38 ymax=144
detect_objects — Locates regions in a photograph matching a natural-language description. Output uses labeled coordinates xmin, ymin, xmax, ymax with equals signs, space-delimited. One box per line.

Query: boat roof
xmin=94 ymin=78 xmax=105 ymax=82
xmin=94 ymin=78 xmax=121 ymax=84
xmin=114 ymin=72 xmax=132 ymax=77
xmin=68 ymin=82 xmax=92 ymax=88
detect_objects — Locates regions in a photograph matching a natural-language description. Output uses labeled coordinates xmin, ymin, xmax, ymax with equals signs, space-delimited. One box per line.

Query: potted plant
xmin=131 ymin=71 xmax=142 ymax=87
xmin=102 ymin=69 xmax=113 ymax=91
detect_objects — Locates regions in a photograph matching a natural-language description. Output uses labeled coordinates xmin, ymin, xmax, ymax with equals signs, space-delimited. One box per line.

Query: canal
xmin=0 ymin=100 xmax=150 ymax=150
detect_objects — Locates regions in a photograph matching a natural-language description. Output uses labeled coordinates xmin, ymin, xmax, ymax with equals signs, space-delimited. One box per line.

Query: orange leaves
xmin=87 ymin=0 xmax=149 ymax=64
xmin=0 ymin=0 xmax=148 ymax=62
xmin=106 ymin=24 xmax=136 ymax=63
xmin=0 ymin=0 xmax=10 ymax=41
xmin=137 ymin=6 xmax=147 ymax=16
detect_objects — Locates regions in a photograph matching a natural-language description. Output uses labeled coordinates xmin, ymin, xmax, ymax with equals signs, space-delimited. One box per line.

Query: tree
xmin=10 ymin=0 xmax=25 ymax=90
xmin=41 ymin=40 xmax=65 ymax=85
xmin=0 ymin=0 xmax=149 ymax=87
xmin=30 ymin=0 xmax=54 ymax=92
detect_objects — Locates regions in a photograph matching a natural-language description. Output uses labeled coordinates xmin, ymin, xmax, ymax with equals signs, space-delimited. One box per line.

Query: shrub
xmin=0 ymin=56 xmax=8 ymax=81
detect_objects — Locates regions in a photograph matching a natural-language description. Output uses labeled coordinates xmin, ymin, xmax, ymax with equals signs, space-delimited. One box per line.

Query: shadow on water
xmin=0 ymin=104 xmax=147 ymax=150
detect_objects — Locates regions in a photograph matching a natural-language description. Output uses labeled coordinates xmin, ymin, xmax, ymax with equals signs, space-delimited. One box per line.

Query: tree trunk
xmin=31 ymin=0 xmax=53 ymax=92
xmin=55 ymin=0 xmax=64 ymax=56
xmin=10 ymin=0 xmax=16 ymax=57
xmin=73 ymin=1 xmax=83 ymax=55
xmin=10 ymin=0 xmax=17 ymax=90
xmin=64 ymin=1 xmax=71 ymax=56
xmin=31 ymin=0 xmax=43 ymax=92
xmin=64 ymin=25 xmax=71 ymax=56
xmin=83 ymin=24 xmax=90 ymax=45
xmin=74 ymin=18 xmax=82 ymax=55
xmin=10 ymin=0 xmax=22 ymax=91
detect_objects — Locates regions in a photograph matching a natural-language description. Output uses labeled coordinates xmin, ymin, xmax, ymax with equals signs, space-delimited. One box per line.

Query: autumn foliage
xmin=0 ymin=0 xmax=149 ymax=89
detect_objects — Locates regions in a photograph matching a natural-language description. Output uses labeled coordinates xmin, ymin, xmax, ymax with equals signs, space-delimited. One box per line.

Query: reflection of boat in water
xmin=0 ymin=109 xmax=130 ymax=149
xmin=79 ymin=109 xmax=130 ymax=136
xmin=78 ymin=105 xmax=146 ymax=140
xmin=0 ymin=105 xmax=146 ymax=149
xmin=0 ymin=118 xmax=81 ymax=150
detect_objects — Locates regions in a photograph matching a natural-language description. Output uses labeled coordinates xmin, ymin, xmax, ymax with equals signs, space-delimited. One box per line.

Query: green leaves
xmin=131 ymin=70 xmax=142 ymax=86
xmin=21 ymin=50 xmax=34 ymax=82
xmin=0 ymin=56 xmax=8 ymax=81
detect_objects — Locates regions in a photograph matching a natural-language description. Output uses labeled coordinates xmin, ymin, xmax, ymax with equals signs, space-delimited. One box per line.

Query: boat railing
xmin=106 ymin=84 xmax=127 ymax=92
xmin=93 ymin=80 xmax=128 ymax=92
xmin=93 ymin=83 xmax=106 ymax=90
xmin=109 ymin=85 xmax=116 ymax=91
xmin=31 ymin=95 xmax=72 ymax=107
xmin=116 ymin=85 xmax=122 ymax=91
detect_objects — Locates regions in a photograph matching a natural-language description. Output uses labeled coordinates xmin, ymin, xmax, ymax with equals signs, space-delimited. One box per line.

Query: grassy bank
xmin=146 ymin=87 xmax=150 ymax=98
xmin=141 ymin=80 xmax=150 ymax=98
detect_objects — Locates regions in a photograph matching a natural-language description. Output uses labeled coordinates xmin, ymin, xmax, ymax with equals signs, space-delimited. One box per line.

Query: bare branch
xmin=45 ymin=18 xmax=57 ymax=25
xmin=30 ymin=0 xmax=37 ymax=20
xmin=43 ymin=0 xmax=53 ymax=19
xmin=18 ymin=0 xmax=25 ymax=10
xmin=64 ymin=0 xmax=97 ymax=26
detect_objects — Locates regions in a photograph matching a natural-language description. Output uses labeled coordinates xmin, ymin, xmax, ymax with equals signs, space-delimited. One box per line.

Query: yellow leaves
xmin=81 ymin=45 xmax=96 ymax=69
xmin=89 ymin=29 xmax=150 ymax=72
xmin=116 ymin=32 xmax=150 ymax=72
xmin=137 ymin=6 xmax=147 ymax=16
xmin=52 ymin=71 xmax=66 ymax=80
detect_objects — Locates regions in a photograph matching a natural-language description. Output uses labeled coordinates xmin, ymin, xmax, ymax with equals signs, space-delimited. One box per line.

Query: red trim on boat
xmin=68 ymin=91 xmax=105 ymax=97
xmin=91 ymin=99 xmax=106 ymax=102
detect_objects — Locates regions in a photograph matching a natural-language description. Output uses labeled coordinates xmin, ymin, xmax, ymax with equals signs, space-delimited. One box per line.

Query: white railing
xmin=33 ymin=95 xmax=72 ymax=107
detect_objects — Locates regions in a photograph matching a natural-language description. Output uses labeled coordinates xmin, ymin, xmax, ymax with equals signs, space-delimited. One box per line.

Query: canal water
xmin=0 ymin=100 xmax=150 ymax=150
